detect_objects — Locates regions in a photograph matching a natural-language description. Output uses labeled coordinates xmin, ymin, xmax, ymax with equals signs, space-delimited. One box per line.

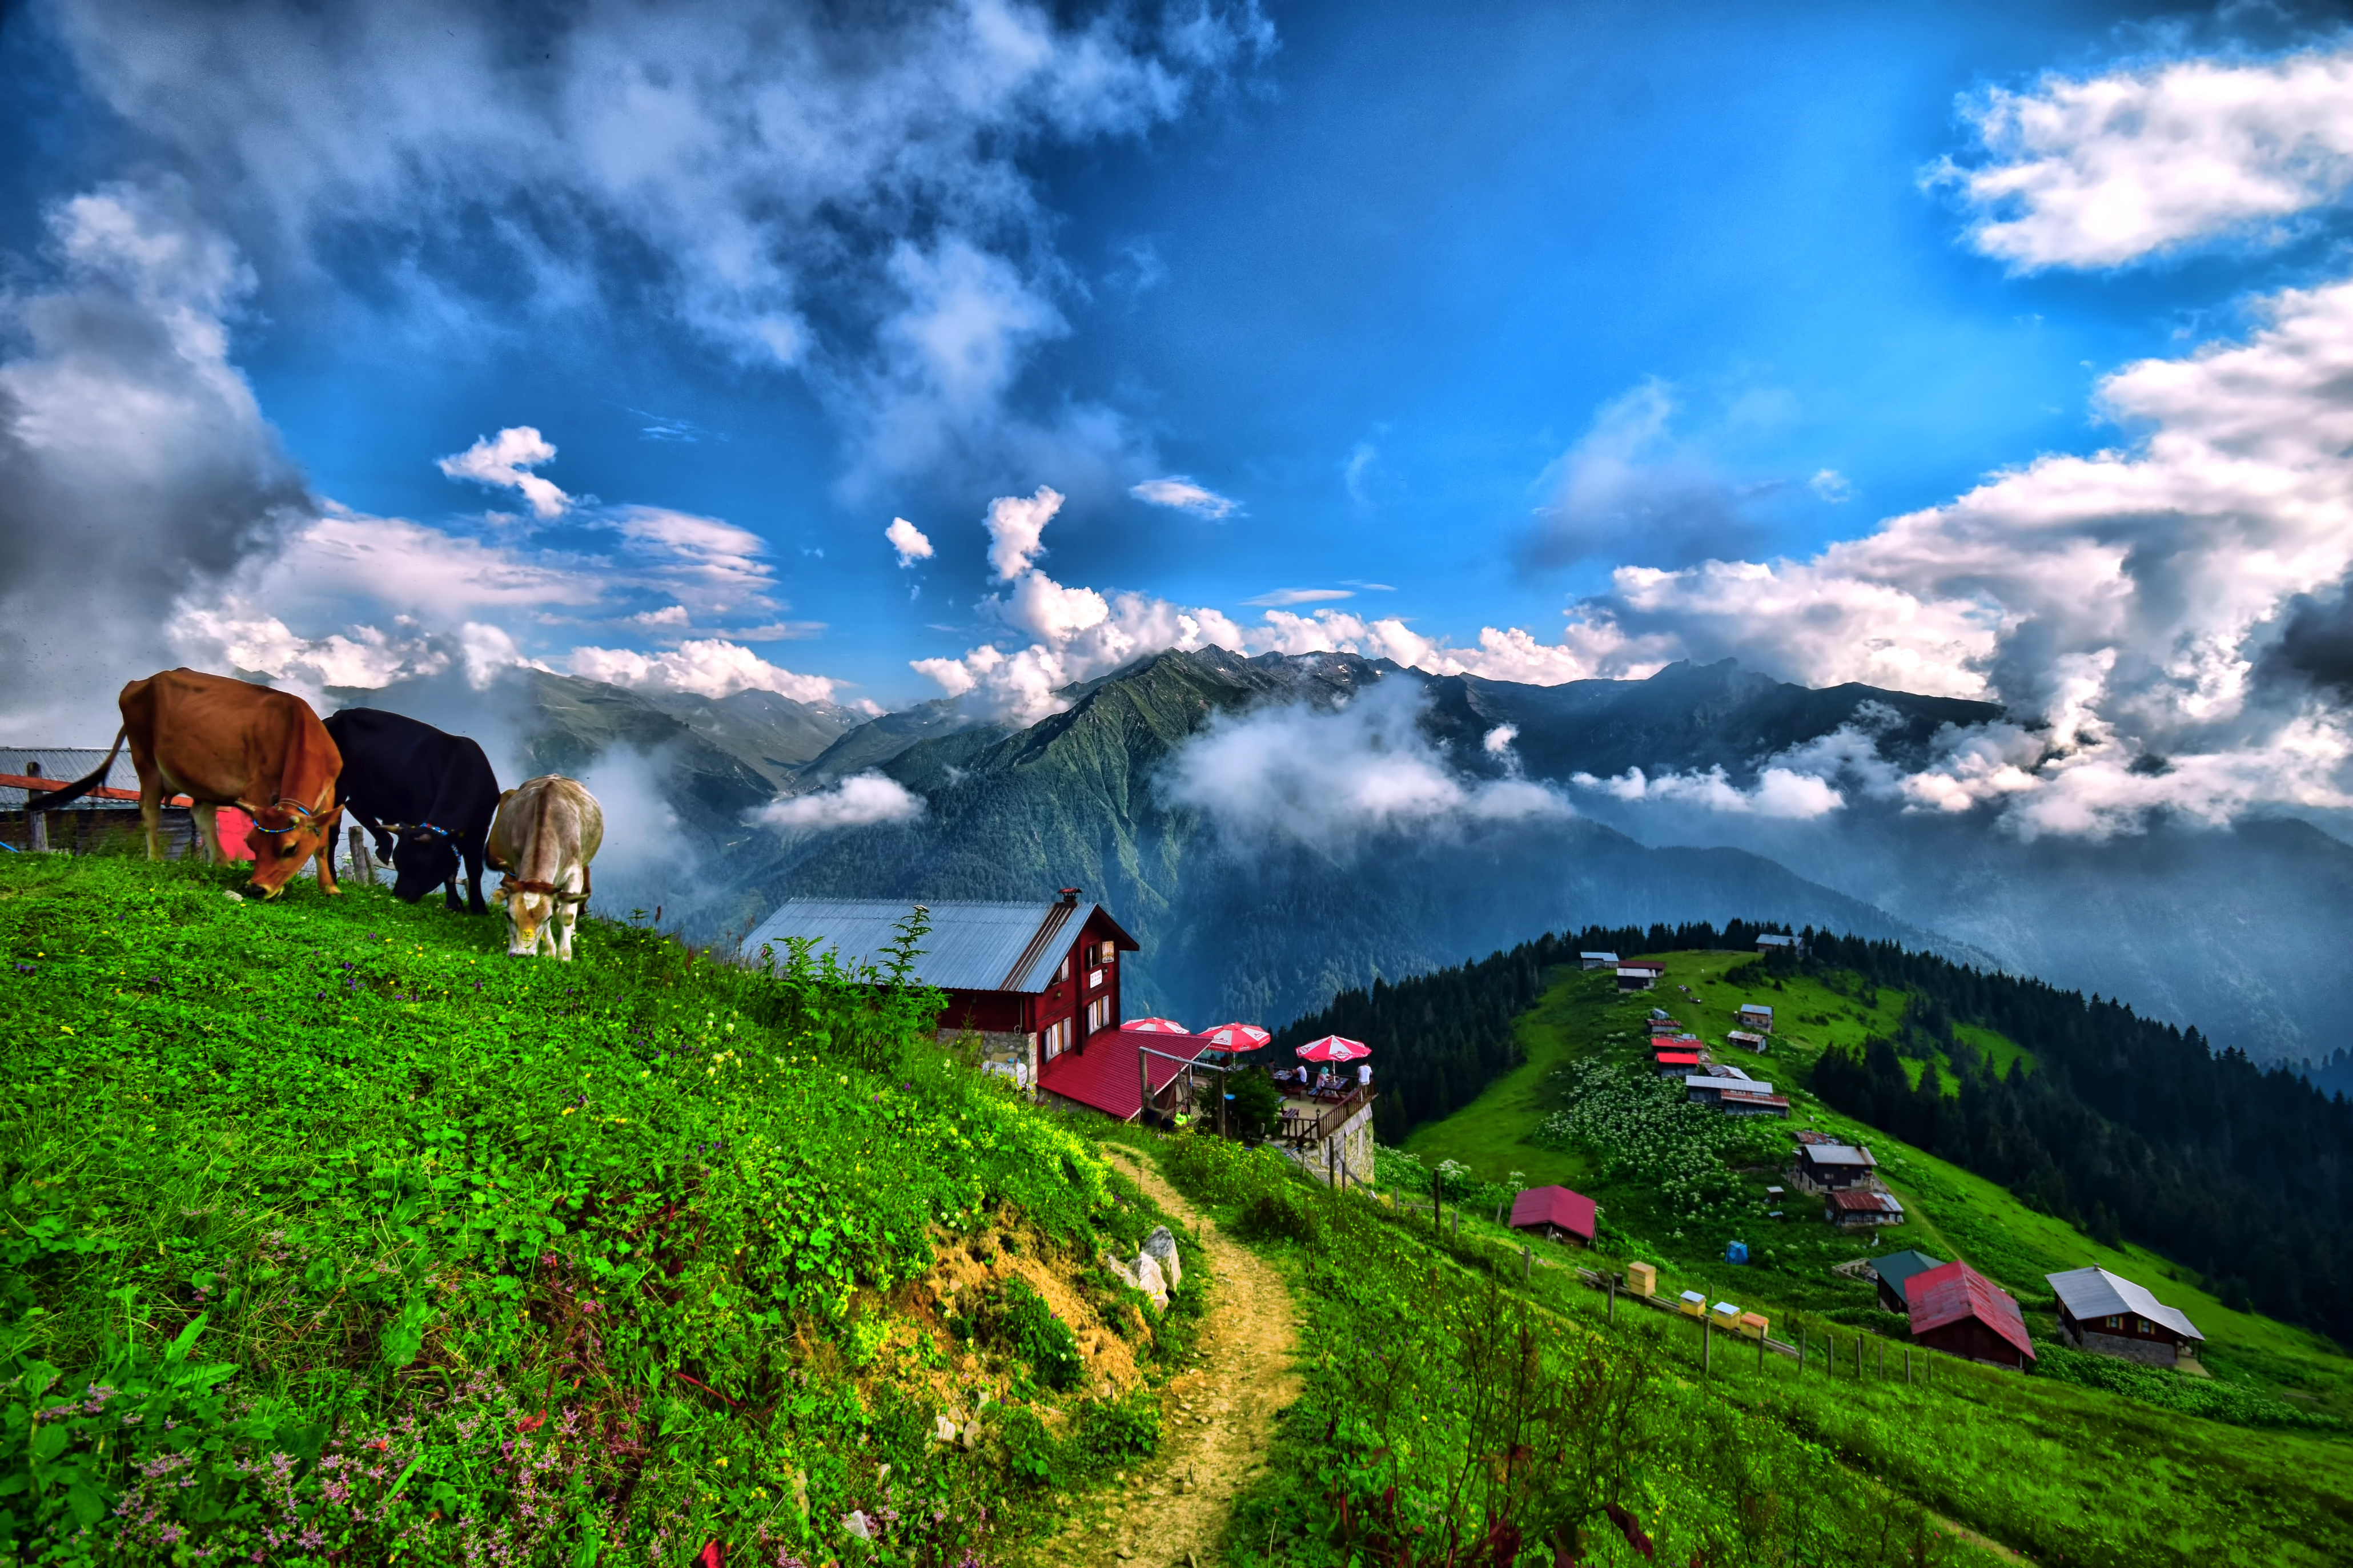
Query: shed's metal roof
xmin=741 ymin=897 xmax=1133 ymax=992
xmin=1580 ymin=950 xmax=1619 ymax=960
xmin=1686 ymin=1075 xmax=1775 ymax=1094
xmin=2046 ymin=1266 xmax=2203 ymax=1342
xmin=1801 ymin=1143 xmax=1876 ymax=1167
xmin=1739 ymin=1002 xmax=1774 ymax=1015
xmin=1869 ymin=1249 xmax=1946 ymax=1302
xmin=0 ymin=747 xmax=138 ymax=809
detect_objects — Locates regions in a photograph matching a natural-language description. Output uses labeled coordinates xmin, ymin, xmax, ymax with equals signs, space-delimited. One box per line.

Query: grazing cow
xmin=486 ymin=775 xmax=603 ymax=959
xmin=29 ymin=668 xmax=343 ymax=897
xmin=323 ymin=709 xmax=501 ymax=914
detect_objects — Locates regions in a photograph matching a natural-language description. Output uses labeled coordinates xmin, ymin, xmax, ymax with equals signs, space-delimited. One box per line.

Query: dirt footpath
xmin=1035 ymin=1145 xmax=1301 ymax=1567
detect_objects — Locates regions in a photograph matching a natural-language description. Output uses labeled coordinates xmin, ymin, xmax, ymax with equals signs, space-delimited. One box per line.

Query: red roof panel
xmin=1509 ymin=1185 xmax=1597 ymax=1240
xmin=1035 ymin=1029 xmax=1209 ymax=1121
xmin=1907 ymin=1260 xmax=2036 ymax=1361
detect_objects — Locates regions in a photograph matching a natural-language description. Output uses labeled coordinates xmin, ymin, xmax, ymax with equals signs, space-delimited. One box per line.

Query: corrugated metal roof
xmin=0 ymin=748 xmax=138 ymax=809
xmin=1509 ymin=1185 xmax=1596 ymax=1238
xmin=1580 ymin=951 xmax=1619 ymax=960
xmin=1869 ymin=1249 xmax=1945 ymax=1304
xmin=1829 ymin=1189 xmax=1905 ymax=1215
xmin=741 ymin=898 xmax=1130 ymax=992
xmin=1909 ymin=1261 xmax=2035 ymax=1360
xmin=1801 ymin=1143 xmax=1876 ymax=1167
xmin=2046 ymin=1266 xmax=2203 ymax=1342
xmin=1687 ymin=1075 xmax=1775 ymax=1094
xmin=1036 ymin=1029 xmax=1207 ymax=1121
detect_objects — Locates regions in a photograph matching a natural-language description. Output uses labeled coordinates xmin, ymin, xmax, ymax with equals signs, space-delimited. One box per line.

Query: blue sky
xmin=10 ymin=0 xmax=2353 ymax=837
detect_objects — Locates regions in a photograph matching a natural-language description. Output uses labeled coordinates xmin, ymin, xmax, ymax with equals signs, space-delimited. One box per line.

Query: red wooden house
xmin=742 ymin=890 xmax=1139 ymax=1085
xmin=1908 ymin=1261 xmax=2037 ymax=1370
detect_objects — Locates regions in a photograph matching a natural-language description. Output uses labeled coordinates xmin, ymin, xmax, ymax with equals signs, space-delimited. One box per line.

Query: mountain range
xmin=333 ymin=651 xmax=2353 ymax=1064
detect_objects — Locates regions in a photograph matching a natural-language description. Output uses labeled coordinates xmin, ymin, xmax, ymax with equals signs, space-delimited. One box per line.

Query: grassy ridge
xmin=1130 ymin=1131 xmax=2353 ymax=1567
xmin=0 ymin=856 xmax=1198 ymax=1564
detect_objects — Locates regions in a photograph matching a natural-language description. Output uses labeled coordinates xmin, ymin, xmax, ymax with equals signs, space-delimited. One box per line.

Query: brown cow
xmin=30 ymin=669 xmax=344 ymax=897
xmin=486 ymin=774 xmax=603 ymax=959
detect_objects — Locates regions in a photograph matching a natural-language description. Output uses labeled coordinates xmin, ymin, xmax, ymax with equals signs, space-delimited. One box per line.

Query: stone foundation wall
xmin=2063 ymin=1322 xmax=2179 ymax=1368
xmin=942 ymin=1027 xmax=1036 ymax=1092
xmin=1300 ymin=1100 xmax=1375 ymax=1187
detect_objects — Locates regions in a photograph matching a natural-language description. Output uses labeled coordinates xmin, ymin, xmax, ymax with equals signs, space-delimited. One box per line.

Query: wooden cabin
xmin=1825 ymin=1189 xmax=1906 ymax=1227
xmin=1616 ymin=961 xmax=1665 ymax=992
xmin=2046 ymin=1267 xmax=2205 ymax=1369
xmin=1869 ymin=1249 xmax=1946 ymax=1313
xmin=1908 ymin=1261 xmax=2037 ymax=1370
xmin=1509 ymin=1185 xmax=1597 ymax=1246
xmin=1736 ymin=1002 xmax=1774 ymax=1031
xmin=1789 ymin=1142 xmax=1878 ymax=1193
xmin=1579 ymin=951 xmax=1619 ymax=970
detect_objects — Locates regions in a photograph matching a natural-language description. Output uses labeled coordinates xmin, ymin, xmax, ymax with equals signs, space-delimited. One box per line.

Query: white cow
xmin=485 ymin=775 xmax=604 ymax=960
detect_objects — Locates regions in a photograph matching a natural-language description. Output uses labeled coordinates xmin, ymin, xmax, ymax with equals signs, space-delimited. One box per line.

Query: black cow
xmin=322 ymin=709 xmax=501 ymax=913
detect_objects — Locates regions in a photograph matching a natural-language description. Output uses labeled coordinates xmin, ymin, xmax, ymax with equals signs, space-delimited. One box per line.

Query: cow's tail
xmin=25 ymin=729 xmax=127 ymax=814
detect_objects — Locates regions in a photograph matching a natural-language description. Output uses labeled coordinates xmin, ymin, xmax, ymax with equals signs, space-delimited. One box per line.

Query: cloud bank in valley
xmin=1164 ymin=678 xmax=1568 ymax=850
xmin=752 ymin=773 xmax=926 ymax=831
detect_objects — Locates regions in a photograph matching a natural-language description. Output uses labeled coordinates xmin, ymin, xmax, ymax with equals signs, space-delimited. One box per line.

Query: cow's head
xmin=390 ymin=826 xmax=460 ymax=904
xmin=243 ymin=801 xmax=341 ymax=896
xmin=492 ymin=878 xmax=557 ymax=955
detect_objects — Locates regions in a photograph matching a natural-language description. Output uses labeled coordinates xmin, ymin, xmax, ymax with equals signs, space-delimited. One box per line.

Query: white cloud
xmin=568 ymin=638 xmax=840 ymax=703
xmin=1482 ymin=723 xmax=1519 ymax=756
xmin=1242 ymin=588 xmax=1354 ymax=607
xmin=1526 ymin=380 xmax=1763 ymax=569
xmin=1130 ymin=476 xmax=1239 ymax=517
xmin=0 ymin=182 xmax=308 ymax=738
xmin=1570 ymin=764 xmax=1846 ymax=821
xmin=1535 ymin=263 xmax=2353 ymax=835
xmin=886 ymin=516 xmax=934 ymax=567
xmin=1810 ymin=468 xmax=1853 ymax=502
xmin=50 ymin=0 xmax=1273 ymax=489
xmin=985 ymin=484 xmax=1064 ymax=581
xmin=1948 ymin=47 xmax=2353 ymax=270
xmin=436 ymin=426 xmax=571 ymax=518
xmin=752 ymin=771 xmax=925 ymax=830
xmin=1165 ymin=678 xmax=1571 ymax=849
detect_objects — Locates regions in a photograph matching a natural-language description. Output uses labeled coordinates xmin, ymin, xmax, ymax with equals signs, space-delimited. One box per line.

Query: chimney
xmin=1058 ymin=887 xmax=1081 ymax=905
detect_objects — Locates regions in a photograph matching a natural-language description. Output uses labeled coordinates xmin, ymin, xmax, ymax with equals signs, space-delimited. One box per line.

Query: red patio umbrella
xmin=1202 ymin=1022 xmax=1272 ymax=1051
xmin=1121 ymin=1017 xmax=1190 ymax=1034
xmin=1295 ymin=1035 xmax=1370 ymax=1063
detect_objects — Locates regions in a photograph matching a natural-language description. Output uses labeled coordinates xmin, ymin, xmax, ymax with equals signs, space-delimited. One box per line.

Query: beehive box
xmin=1711 ymin=1301 xmax=1741 ymax=1327
xmin=1737 ymin=1312 xmax=1770 ymax=1340
xmin=1679 ymin=1289 xmax=1707 ymax=1317
xmin=1625 ymin=1261 xmax=1657 ymax=1297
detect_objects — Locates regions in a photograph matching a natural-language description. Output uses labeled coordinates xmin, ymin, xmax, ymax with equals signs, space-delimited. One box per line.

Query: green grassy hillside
xmin=0 ymin=856 xmax=1201 ymax=1565
xmin=1402 ymin=954 xmax=2353 ymax=1413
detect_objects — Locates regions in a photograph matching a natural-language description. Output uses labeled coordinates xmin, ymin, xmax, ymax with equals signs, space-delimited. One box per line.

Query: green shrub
xmin=990 ymin=1277 xmax=1084 ymax=1392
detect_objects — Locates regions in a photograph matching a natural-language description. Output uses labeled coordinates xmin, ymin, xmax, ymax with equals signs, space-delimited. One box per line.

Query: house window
xmin=1097 ymin=940 xmax=1117 ymax=965
xmin=1055 ymin=955 xmax=1071 ymax=983
xmin=1042 ymin=1019 xmax=1072 ymax=1060
xmin=1086 ymin=996 xmax=1111 ymax=1035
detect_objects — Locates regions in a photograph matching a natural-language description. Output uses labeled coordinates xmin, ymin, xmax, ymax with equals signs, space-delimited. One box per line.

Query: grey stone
xmin=1143 ymin=1225 xmax=1182 ymax=1288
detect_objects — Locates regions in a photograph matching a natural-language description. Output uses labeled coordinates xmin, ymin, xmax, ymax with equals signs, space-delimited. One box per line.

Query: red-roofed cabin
xmin=1653 ymin=1051 xmax=1702 ymax=1075
xmin=1509 ymin=1185 xmax=1597 ymax=1247
xmin=1908 ymin=1261 xmax=2037 ymax=1370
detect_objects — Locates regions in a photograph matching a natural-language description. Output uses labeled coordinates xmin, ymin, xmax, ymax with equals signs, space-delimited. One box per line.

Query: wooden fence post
xmin=1701 ymin=1316 xmax=1710 ymax=1376
xmin=1608 ymin=1276 xmax=1616 ymax=1324
xmin=1521 ymin=1244 xmax=1531 ymax=1282
xmin=1757 ymin=1330 xmax=1765 ymax=1373
xmin=27 ymin=809 xmax=46 ymax=854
